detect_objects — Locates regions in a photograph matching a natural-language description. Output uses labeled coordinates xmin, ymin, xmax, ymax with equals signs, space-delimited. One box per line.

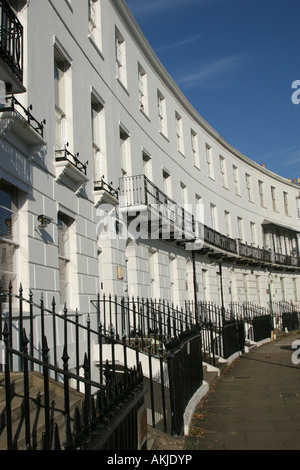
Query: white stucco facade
xmin=0 ymin=0 xmax=299 ymax=315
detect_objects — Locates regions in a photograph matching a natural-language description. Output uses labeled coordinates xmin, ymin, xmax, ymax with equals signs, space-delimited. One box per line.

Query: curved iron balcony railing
xmin=94 ymin=177 xmax=119 ymax=199
xmin=120 ymin=174 xmax=195 ymax=240
xmin=0 ymin=0 xmax=23 ymax=83
xmin=0 ymin=94 xmax=46 ymax=137
xmin=119 ymin=174 xmax=300 ymax=269
xmin=55 ymin=144 xmax=88 ymax=176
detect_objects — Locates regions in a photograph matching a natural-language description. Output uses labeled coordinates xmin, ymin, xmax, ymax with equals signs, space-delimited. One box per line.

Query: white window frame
xmin=233 ymin=165 xmax=240 ymax=196
xmin=115 ymin=27 xmax=127 ymax=86
xmin=120 ymin=125 xmax=130 ymax=176
xmin=224 ymin=210 xmax=231 ymax=237
xmin=250 ymin=221 xmax=256 ymax=245
xmin=162 ymin=168 xmax=171 ymax=199
xmin=180 ymin=182 xmax=188 ymax=206
xmin=88 ymin=0 xmax=102 ymax=51
xmin=271 ymin=186 xmax=277 ymax=212
xmin=206 ymin=144 xmax=214 ymax=179
xmin=54 ymin=42 xmax=72 ymax=150
xmin=0 ymin=182 xmax=19 ymax=296
xmin=245 ymin=173 xmax=253 ymax=202
xmin=219 ymin=156 xmax=227 ymax=188
xmin=237 ymin=216 xmax=243 ymax=241
xmin=142 ymin=150 xmax=152 ymax=180
xmin=210 ymin=203 xmax=217 ymax=230
xmin=91 ymin=91 xmax=105 ymax=182
xmin=58 ymin=212 xmax=74 ymax=309
xmin=283 ymin=191 xmax=289 ymax=215
xmin=258 ymin=180 xmax=264 ymax=207
xmin=157 ymin=90 xmax=167 ymax=136
xmin=191 ymin=129 xmax=200 ymax=168
xmin=138 ymin=63 xmax=148 ymax=115
xmin=175 ymin=112 xmax=184 ymax=155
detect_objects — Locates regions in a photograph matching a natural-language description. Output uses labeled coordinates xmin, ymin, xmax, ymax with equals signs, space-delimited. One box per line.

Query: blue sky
xmin=125 ymin=0 xmax=300 ymax=181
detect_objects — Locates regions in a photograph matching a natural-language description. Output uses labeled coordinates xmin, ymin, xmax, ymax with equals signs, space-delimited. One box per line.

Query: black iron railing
xmin=94 ymin=177 xmax=119 ymax=199
xmin=55 ymin=144 xmax=88 ymax=176
xmin=0 ymin=94 xmax=46 ymax=137
xmin=119 ymin=175 xmax=196 ymax=240
xmin=91 ymin=294 xmax=202 ymax=434
xmin=0 ymin=0 xmax=23 ymax=82
xmin=204 ymin=225 xmax=237 ymax=254
xmin=238 ymin=242 xmax=272 ymax=262
xmin=0 ymin=283 xmax=144 ymax=450
xmin=119 ymin=176 xmax=300 ymax=269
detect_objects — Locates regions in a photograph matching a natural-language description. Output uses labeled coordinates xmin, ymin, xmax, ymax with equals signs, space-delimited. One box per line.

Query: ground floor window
xmin=0 ymin=181 xmax=19 ymax=298
xmin=58 ymin=211 xmax=73 ymax=308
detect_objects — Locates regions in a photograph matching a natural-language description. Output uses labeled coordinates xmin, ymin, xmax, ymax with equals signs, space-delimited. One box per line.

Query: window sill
xmin=159 ymin=131 xmax=169 ymax=142
xmin=88 ymin=35 xmax=104 ymax=61
xmin=0 ymin=110 xmax=46 ymax=147
xmin=0 ymin=236 xmax=19 ymax=247
xmin=117 ymin=77 xmax=129 ymax=96
xmin=139 ymin=107 xmax=150 ymax=122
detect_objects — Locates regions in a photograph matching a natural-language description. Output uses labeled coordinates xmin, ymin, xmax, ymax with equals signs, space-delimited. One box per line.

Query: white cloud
xmin=156 ymin=34 xmax=202 ymax=53
xmin=126 ymin=0 xmax=211 ymax=17
xmin=175 ymin=53 xmax=250 ymax=89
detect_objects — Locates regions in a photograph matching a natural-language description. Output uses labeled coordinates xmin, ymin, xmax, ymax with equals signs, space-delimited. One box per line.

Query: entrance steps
xmin=0 ymin=372 xmax=84 ymax=450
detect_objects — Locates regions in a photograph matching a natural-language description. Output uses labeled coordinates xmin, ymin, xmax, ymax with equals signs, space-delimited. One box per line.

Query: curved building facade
xmin=0 ymin=0 xmax=299 ymax=314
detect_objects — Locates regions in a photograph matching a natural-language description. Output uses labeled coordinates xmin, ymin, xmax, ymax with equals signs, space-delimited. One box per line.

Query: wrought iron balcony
xmin=119 ymin=174 xmax=196 ymax=241
xmin=0 ymin=94 xmax=46 ymax=140
xmin=274 ymin=252 xmax=300 ymax=268
xmin=203 ymin=225 xmax=238 ymax=255
xmin=94 ymin=177 xmax=119 ymax=199
xmin=55 ymin=145 xmax=88 ymax=176
xmin=119 ymin=175 xmax=300 ymax=270
xmin=238 ymin=241 xmax=272 ymax=263
xmin=55 ymin=144 xmax=89 ymax=189
xmin=0 ymin=0 xmax=24 ymax=92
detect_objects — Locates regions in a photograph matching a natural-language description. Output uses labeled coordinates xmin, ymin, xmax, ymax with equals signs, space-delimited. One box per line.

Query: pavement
xmin=185 ymin=331 xmax=300 ymax=450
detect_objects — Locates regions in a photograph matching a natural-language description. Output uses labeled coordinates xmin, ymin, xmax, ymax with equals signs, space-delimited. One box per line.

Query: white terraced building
xmin=0 ymin=0 xmax=299 ymax=316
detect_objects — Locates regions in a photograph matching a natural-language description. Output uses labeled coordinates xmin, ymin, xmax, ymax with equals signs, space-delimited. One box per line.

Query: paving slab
xmin=185 ymin=331 xmax=300 ymax=451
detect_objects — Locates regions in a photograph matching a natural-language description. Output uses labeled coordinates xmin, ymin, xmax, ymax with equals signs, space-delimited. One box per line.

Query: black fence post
xmin=42 ymin=335 xmax=50 ymax=450
xmin=18 ymin=284 xmax=23 ymax=372
xmin=3 ymin=322 xmax=13 ymax=449
xmin=87 ymin=314 xmax=91 ymax=365
xmin=29 ymin=288 xmax=34 ymax=371
xmin=21 ymin=328 xmax=31 ymax=450
xmin=83 ymin=353 xmax=91 ymax=437
xmin=40 ymin=293 xmax=45 ymax=349
xmin=8 ymin=281 xmax=13 ymax=369
xmin=122 ymin=332 xmax=128 ymax=389
xmin=52 ymin=296 xmax=58 ymax=380
xmin=62 ymin=344 xmax=74 ymax=450
xmin=159 ymin=341 xmax=167 ymax=433
xmin=99 ymin=321 xmax=103 ymax=385
xmin=147 ymin=338 xmax=155 ymax=428
xmin=167 ymin=352 xmax=175 ymax=436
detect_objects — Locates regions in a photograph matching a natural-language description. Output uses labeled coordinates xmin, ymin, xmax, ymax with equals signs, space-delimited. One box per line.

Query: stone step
xmin=0 ymin=372 xmax=84 ymax=450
